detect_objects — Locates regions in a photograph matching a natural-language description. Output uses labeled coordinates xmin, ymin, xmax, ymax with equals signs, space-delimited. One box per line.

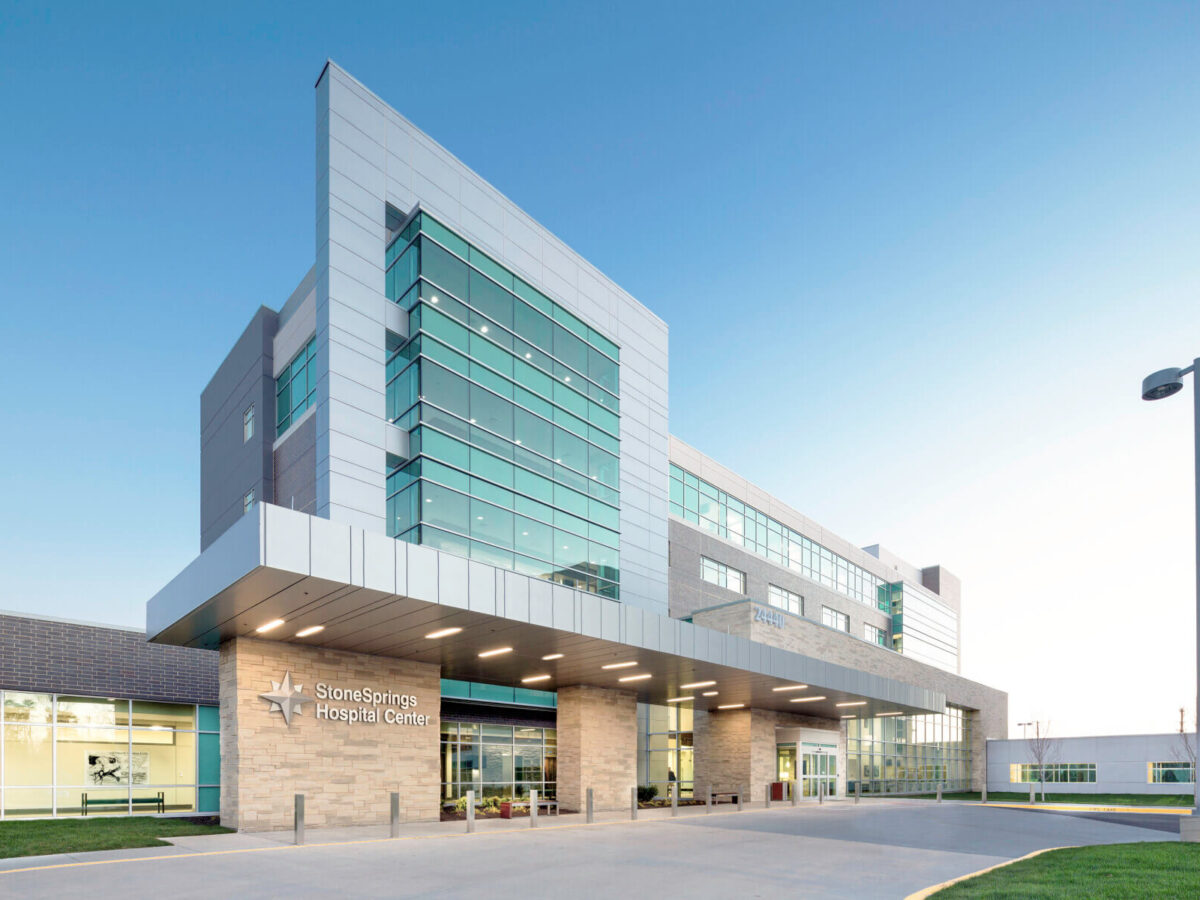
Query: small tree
xmin=1027 ymin=721 xmax=1058 ymax=802
xmin=1174 ymin=707 xmax=1197 ymax=784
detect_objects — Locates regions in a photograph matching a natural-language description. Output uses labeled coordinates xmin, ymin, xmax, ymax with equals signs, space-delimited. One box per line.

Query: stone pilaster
xmin=219 ymin=637 xmax=440 ymax=831
xmin=556 ymin=685 xmax=637 ymax=812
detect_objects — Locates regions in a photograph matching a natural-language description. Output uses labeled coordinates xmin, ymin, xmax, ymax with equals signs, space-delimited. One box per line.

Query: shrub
xmin=637 ymin=785 xmax=659 ymax=803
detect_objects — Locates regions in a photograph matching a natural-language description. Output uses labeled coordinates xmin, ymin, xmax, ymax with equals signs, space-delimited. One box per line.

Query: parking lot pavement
xmin=0 ymin=801 xmax=1174 ymax=899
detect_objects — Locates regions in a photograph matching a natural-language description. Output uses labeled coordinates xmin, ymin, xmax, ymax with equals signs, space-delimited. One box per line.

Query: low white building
xmin=987 ymin=733 xmax=1195 ymax=795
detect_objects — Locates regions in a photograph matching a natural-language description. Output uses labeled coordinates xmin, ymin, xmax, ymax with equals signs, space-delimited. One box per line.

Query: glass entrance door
xmin=777 ymin=744 xmax=797 ymax=794
xmin=801 ymin=744 xmax=837 ymax=798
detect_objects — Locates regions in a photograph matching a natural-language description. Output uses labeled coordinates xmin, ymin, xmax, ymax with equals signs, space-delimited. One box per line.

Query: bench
xmin=499 ymin=799 xmax=559 ymax=819
xmin=81 ymin=791 xmax=165 ymax=815
xmin=708 ymin=790 xmax=740 ymax=805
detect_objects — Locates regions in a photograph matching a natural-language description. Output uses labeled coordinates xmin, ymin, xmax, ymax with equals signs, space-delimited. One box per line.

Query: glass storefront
xmin=1 ymin=692 xmax=219 ymax=818
xmin=439 ymin=721 xmax=556 ymax=803
xmin=846 ymin=705 xmax=971 ymax=794
xmin=776 ymin=742 xmax=837 ymax=797
xmin=637 ymin=703 xmax=694 ymax=798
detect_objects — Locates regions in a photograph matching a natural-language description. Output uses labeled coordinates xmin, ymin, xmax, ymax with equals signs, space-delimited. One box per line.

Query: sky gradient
xmin=2 ymin=1 xmax=1198 ymax=738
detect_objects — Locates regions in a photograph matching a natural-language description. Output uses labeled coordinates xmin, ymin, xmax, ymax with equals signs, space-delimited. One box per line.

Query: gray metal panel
xmin=467 ymin=561 xmax=496 ymax=615
xmin=439 ymin=555 xmax=469 ymax=610
xmin=406 ymin=543 xmax=439 ymax=602
xmin=503 ymin=571 xmax=529 ymax=622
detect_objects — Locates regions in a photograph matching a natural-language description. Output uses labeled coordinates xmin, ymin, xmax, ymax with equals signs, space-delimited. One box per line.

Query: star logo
xmin=259 ymin=671 xmax=315 ymax=726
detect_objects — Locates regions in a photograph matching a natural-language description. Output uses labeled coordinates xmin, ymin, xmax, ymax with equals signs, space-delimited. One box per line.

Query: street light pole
xmin=1142 ymin=357 xmax=1200 ymax=810
xmin=1019 ymin=722 xmax=1032 ymax=739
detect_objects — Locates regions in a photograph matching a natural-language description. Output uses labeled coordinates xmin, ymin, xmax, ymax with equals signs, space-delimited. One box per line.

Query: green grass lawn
xmin=933 ymin=843 xmax=1200 ymax=898
xmin=911 ymin=791 xmax=1194 ymax=807
xmin=0 ymin=816 xmax=231 ymax=860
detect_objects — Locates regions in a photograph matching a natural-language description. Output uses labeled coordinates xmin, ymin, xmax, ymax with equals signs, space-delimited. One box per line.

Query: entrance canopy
xmin=148 ymin=505 xmax=945 ymax=719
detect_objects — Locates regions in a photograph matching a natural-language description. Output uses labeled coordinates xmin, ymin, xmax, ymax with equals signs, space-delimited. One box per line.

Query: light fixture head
xmin=295 ymin=625 xmax=325 ymax=638
xmin=772 ymin=684 xmax=808 ymax=692
xmin=666 ymin=696 xmax=694 ymax=703
xmin=717 ymin=703 xmax=744 ymax=710
xmin=255 ymin=619 xmax=285 ymax=634
xmin=602 ymin=661 xmax=638 ymax=670
xmin=521 ymin=674 xmax=551 ymax=683
xmin=618 ymin=673 xmax=651 ymax=682
xmin=1142 ymin=367 xmax=1186 ymax=401
xmin=425 ymin=627 xmax=463 ymax=639
xmin=702 ymin=691 xmax=719 ymax=697
xmin=478 ymin=646 xmax=513 ymax=658
xmin=542 ymin=653 xmax=564 ymax=661
xmin=680 ymin=680 xmax=716 ymax=689
xmin=790 ymin=695 xmax=826 ymax=703
xmin=836 ymin=701 xmax=867 ymax=708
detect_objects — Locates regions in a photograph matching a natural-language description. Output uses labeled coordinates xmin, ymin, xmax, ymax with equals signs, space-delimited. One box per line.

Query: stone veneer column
xmin=556 ymin=685 xmax=638 ymax=812
xmin=694 ymin=708 xmax=844 ymax=800
xmin=219 ymin=637 xmax=440 ymax=832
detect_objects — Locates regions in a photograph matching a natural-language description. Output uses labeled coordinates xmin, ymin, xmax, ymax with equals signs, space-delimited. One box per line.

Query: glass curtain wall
xmin=439 ymin=722 xmax=556 ymax=804
xmin=637 ymin=703 xmax=694 ymax=798
xmin=888 ymin=584 xmax=959 ymax=672
xmin=669 ymin=464 xmax=887 ymax=610
xmin=385 ymin=211 xmax=622 ymax=599
xmin=847 ymin=706 xmax=971 ymax=794
xmin=1 ymin=692 xmax=220 ymax=818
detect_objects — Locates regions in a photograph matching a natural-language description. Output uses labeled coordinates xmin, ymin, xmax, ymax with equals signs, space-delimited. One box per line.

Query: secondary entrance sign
xmin=260 ymin=671 xmax=431 ymax=727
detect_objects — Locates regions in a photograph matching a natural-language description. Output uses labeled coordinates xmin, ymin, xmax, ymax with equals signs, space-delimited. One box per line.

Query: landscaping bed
xmin=0 ymin=816 xmax=231 ymax=860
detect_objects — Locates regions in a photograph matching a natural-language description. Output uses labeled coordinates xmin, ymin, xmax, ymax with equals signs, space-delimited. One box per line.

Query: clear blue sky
xmin=2 ymin=1 xmax=1199 ymax=736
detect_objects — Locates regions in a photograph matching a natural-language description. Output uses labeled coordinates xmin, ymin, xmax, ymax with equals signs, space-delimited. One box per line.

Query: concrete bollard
xmin=294 ymin=794 xmax=305 ymax=845
xmin=587 ymin=788 xmax=594 ymax=824
xmin=765 ymin=784 xmax=771 ymax=809
xmin=937 ymin=784 xmax=942 ymax=803
xmin=531 ymin=789 xmax=538 ymax=828
xmin=706 ymin=785 xmax=712 ymax=814
xmin=792 ymin=779 xmax=799 ymax=807
xmin=390 ymin=792 xmax=400 ymax=838
xmin=855 ymin=780 xmax=861 ymax=804
xmin=737 ymin=789 xmax=743 ymax=812
xmin=1029 ymin=784 xmax=1035 ymax=804
xmin=818 ymin=782 xmax=824 ymax=805
xmin=982 ymin=783 xmax=988 ymax=804
xmin=631 ymin=786 xmax=638 ymax=820
xmin=671 ymin=782 xmax=678 ymax=817
xmin=466 ymin=789 xmax=475 ymax=833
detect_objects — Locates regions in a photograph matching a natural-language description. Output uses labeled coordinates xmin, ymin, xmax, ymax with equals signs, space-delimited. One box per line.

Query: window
xmin=1150 ymin=762 xmax=1195 ymax=784
xmin=847 ymin=705 xmax=971 ymax=795
xmin=822 ymin=607 xmax=849 ymax=633
xmin=700 ymin=557 xmax=745 ymax=594
xmin=1010 ymin=763 xmax=1096 ymax=784
xmin=243 ymin=489 xmax=255 ymax=514
xmin=243 ymin=405 xmax=255 ymax=443
xmin=767 ymin=584 xmax=802 ymax=616
xmin=276 ymin=337 xmax=317 ymax=436
xmin=864 ymin=624 xmax=887 ymax=646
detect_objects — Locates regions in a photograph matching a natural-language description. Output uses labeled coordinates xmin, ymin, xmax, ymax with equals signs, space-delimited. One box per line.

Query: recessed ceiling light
xmin=836 ymin=701 xmax=867 ymax=708
xmin=515 ymin=439 xmax=522 ymax=445
xmin=469 ymin=418 xmax=477 ymax=424
xmin=521 ymin=675 xmax=552 ymax=683
xmin=790 ymin=696 xmax=827 ymax=703
xmin=564 ymin=376 xmax=570 ymax=382
xmin=476 ymin=515 xmax=484 ymax=520
xmin=430 ymin=296 xmax=439 ymax=304
xmin=480 ymin=325 xmax=489 ymax=333
xmin=618 ymin=674 xmax=651 ymax=682
xmin=877 ymin=711 xmax=903 ymax=717
xmin=425 ymin=627 xmax=463 ymax=639
xmin=841 ymin=715 xmax=856 ymax=719
xmin=256 ymin=619 xmax=285 ymax=633
xmin=680 ymin=681 xmax=716 ymax=689
xmin=772 ymin=685 xmax=808 ymax=692
xmin=425 ymin=498 xmax=433 ymax=503
xmin=717 ymin=703 xmax=744 ymax=710
xmin=542 ymin=653 xmax=564 ymax=661
xmin=479 ymin=647 xmax=513 ymax=658
xmin=602 ymin=662 xmax=638 ymax=669
xmin=525 ymin=353 xmax=532 ymax=359
xmin=295 ymin=625 xmax=325 ymax=638
xmin=702 ymin=691 xmax=718 ymax=697
xmin=666 ymin=696 xmax=693 ymax=703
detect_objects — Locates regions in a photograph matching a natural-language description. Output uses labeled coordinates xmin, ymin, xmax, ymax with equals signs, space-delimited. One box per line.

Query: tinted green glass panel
xmin=198 ymin=733 xmax=221 ymax=784
xmin=422 ymin=216 xmax=469 ymax=258
xmin=421 ymin=236 xmax=469 ymax=299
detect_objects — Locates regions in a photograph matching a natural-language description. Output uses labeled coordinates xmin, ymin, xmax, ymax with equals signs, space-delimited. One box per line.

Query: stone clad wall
xmin=219 ymin=637 xmax=440 ymax=831
xmin=556 ymin=685 xmax=637 ymax=811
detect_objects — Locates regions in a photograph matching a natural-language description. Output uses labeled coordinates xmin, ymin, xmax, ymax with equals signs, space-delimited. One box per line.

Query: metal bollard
xmin=982 ymin=783 xmax=988 ymax=804
xmin=1029 ymin=784 xmax=1035 ymax=804
xmin=706 ymin=785 xmax=712 ymax=814
xmin=937 ymin=784 xmax=943 ymax=803
xmin=792 ymin=779 xmax=799 ymax=807
xmin=671 ymin=782 xmax=678 ymax=817
xmin=631 ymin=786 xmax=638 ymax=820
xmin=737 ymin=789 xmax=743 ymax=812
xmin=765 ymin=784 xmax=771 ymax=809
xmin=294 ymin=793 xmax=305 ymax=845
xmin=390 ymin=791 xmax=400 ymax=838
xmin=466 ymin=789 xmax=475 ymax=833
xmin=818 ymin=782 xmax=824 ymax=805
xmin=855 ymin=780 xmax=861 ymax=804
xmin=531 ymin=789 xmax=538 ymax=828
xmin=586 ymin=788 xmax=594 ymax=824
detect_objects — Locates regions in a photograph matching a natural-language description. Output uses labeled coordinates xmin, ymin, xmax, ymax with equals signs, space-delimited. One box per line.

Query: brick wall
xmin=219 ymin=637 xmax=440 ymax=831
xmin=556 ymin=685 xmax=637 ymax=812
xmin=0 ymin=612 xmax=217 ymax=704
